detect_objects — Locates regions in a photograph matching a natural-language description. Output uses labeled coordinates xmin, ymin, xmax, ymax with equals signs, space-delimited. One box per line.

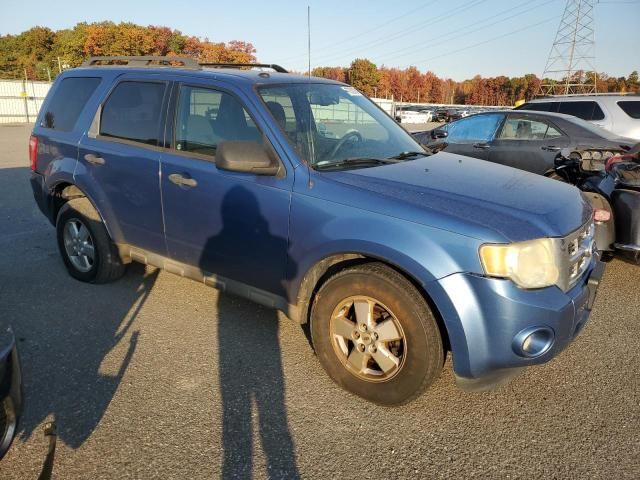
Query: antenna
xmin=307 ymin=5 xmax=311 ymax=78
xmin=537 ymin=0 xmax=597 ymax=96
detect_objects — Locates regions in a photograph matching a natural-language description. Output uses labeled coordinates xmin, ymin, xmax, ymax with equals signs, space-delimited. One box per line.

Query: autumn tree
xmin=346 ymin=58 xmax=380 ymax=96
xmin=0 ymin=22 xmax=256 ymax=80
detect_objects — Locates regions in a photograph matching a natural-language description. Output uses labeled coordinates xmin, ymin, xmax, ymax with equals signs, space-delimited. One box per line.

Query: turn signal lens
xmin=593 ymin=208 xmax=611 ymax=223
xmin=480 ymin=238 xmax=559 ymax=289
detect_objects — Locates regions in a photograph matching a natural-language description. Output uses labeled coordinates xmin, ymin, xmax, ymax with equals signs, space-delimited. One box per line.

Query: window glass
xmin=447 ymin=114 xmax=503 ymax=142
xmin=258 ymin=84 xmax=422 ymax=166
xmin=520 ymin=102 xmax=559 ymax=113
xmin=175 ymin=85 xmax=261 ymax=156
xmin=545 ymin=124 xmax=563 ymax=138
xmin=558 ymin=101 xmax=598 ymax=120
xmin=100 ymin=81 xmax=166 ymax=145
xmin=617 ymin=101 xmax=640 ymax=119
xmin=42 ymin=77 xmax=101 ymax=131
xmin=499 ymin=117 xmax=561 ymax=140
xmin=260 ymin=88 xmax=297 ymax=136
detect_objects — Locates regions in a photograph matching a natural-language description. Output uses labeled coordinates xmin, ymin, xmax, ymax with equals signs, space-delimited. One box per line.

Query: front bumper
xmin=433 ymin=258 xmax=605 ymax=390
xmin=0 ymin=328 xmax=22 ymax=459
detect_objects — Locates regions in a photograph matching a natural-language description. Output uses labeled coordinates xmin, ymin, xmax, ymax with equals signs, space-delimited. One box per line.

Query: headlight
xmin=479 ymin=238 xmax=559 ymax=289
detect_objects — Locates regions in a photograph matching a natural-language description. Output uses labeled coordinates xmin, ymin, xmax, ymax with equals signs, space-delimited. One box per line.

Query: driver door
xmin=159 ymin=81 xmax=293 ymax=296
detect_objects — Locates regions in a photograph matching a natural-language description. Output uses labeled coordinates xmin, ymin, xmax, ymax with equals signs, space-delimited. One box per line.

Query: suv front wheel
xmin=56 ymin=198 xmax=126 ymax=283
xmin=311 ymin=263 xmax=444 ymax=405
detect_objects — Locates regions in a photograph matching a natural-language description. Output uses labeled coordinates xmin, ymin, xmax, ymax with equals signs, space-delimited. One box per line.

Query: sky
xmin=1 ymin=0 xmax=638 ymax=81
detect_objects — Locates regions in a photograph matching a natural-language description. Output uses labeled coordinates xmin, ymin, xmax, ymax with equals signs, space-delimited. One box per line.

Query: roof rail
xmin=81 ymin=56 xmax=200 ymax=69
xmin=536 ymin=92 xmax=639 ymax=98
xmin=200 ymin=63 xmax=289 ymax=73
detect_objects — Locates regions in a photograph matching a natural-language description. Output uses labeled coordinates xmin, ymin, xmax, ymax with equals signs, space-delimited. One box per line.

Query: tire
xmin=56 ymin=198 xmax=126 ymax=283
xmin=311 ymin=263 xmax=444 ymax=405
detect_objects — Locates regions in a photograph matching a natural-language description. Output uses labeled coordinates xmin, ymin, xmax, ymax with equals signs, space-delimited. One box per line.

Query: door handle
xmin=168 ymin=173 xmax=197 ymax=188
xmin=542 ymin=146 xmax=561 ymax=152
xmin=84 ymin=153 xmax=105 ymax=165
xmin=473 ymin=142 xmax=490 ymax=149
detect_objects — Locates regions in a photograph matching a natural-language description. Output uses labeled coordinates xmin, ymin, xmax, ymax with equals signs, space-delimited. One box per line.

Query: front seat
xmin=265 ymin=101 xmax=287 ymax=131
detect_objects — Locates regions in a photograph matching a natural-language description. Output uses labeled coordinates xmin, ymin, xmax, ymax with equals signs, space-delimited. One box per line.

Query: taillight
xmin=29 ymin=134 xmax=38 ymax=172
xmin=593 ymin=208 xmax=611 ymax=223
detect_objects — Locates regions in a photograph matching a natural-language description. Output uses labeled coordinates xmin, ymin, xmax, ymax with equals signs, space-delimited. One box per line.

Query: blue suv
xmin=30 ymin=57 xmax=604 ymax=405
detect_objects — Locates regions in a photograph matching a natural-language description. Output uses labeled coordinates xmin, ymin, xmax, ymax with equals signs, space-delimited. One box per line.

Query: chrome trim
xmin=552 ymin=219 xmax=595 ymax=292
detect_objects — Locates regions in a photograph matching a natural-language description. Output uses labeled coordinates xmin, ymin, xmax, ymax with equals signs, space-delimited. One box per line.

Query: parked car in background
xmin=31 ymin=57 xmax=602 ymax=405
xmin=413 ymin=110 xmax=635 ymax=175
xmin=434 ymin=108 xmax=461 ymax=123
xmin=0 ymin=325 xmax=21 ymax=460
xmin=398 ymin=109 xmax=432 ymax=124
xmin=516 ymin=95 xmax=640 ymax=140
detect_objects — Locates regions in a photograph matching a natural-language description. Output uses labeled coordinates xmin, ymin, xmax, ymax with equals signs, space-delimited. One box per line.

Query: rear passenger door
xmin=159 ymin=81 xmax=293 ymax=297
xmin=488 ymin=114 xmax=569 ymax=174
xmin=77 ymin=76 xmax=169 ymax=254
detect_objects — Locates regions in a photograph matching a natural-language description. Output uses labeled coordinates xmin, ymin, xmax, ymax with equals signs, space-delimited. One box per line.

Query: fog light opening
xmin=513 ymin=327 xmax=555 ymax=358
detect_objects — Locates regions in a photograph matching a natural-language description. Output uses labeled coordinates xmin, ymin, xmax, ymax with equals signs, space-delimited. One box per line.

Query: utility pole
xmin=307 ymin=6 xmax=311 ymax=79
xmin=57 ymin=57 xmax=62 ymax=73
xmin=537 ymin=0 xmax=597 ymax=96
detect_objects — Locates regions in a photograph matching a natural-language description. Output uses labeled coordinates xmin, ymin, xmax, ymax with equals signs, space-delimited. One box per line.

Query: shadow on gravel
xmin=14 ymin=264 xmax=158 ymax=449
xmin=200 ymin=186 xmax=299 ymax=479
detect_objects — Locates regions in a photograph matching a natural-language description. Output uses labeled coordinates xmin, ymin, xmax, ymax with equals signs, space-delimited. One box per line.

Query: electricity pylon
xmin=537 ymin=0 xmax=597 ymax=96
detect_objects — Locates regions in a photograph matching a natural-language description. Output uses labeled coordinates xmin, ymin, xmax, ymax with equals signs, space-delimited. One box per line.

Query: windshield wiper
xmin=314 ymin=157 xmax=399 ymax=170
xmin=387 ymin=150 xmax=431 ymax=160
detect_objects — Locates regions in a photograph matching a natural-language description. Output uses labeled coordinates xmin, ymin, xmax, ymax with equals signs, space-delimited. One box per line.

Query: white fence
xmin=0 ymin=79 xmax=51 ymax=124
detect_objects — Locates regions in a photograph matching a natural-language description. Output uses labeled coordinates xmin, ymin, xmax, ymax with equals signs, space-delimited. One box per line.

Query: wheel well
xmin=297 ymin=254 xmax=451 ymax=352
xmin=50 ymin=183 xmax=86 ymax=222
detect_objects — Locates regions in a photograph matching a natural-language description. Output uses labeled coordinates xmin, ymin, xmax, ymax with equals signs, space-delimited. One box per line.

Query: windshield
xmin=258 ymin=83 xmax=425 ymax=167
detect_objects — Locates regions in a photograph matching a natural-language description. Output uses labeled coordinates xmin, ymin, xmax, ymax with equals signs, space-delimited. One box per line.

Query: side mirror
xmin=431 ymin=128 xmax=448 ymax=139
xmin=216 ymin=141 xmax=280 ymax=176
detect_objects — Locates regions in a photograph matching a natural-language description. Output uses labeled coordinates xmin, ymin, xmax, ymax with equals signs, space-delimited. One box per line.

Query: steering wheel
xmin=329 ymin=130 xmax=363 ymax=159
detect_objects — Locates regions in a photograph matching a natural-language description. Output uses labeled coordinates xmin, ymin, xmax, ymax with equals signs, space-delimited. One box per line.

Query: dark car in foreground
xmin=0 ymin=326 xmax=21 ymax=459
xmin=30 ymin=56 xmax=602 ymax=405
xmin=413 ymin=110 xmax=635 ymax=175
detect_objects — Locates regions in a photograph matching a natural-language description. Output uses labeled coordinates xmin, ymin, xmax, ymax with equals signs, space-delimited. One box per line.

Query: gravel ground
xmin=0 ymin=124 xmax=638 ymax=479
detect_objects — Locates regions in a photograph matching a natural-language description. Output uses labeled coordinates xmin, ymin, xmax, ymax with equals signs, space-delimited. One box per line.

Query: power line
xmin=286 ymin=0 xmax=487 ymax=68
xmin=279 ymin=1 xmax=438 ymax=63
xmin=308 ymin=0 xmax=487 ymax=65
xmin=412 ymin=15 xmax=562 ymax=67
xmin=371 ymin=0 xmax=556 ymax=65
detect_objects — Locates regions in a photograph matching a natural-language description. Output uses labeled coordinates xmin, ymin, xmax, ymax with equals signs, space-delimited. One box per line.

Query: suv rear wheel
xmin=56 ymin=198 xmax=126 ymax=283
xmin=311 ymin=263 xmax=444 ymax=405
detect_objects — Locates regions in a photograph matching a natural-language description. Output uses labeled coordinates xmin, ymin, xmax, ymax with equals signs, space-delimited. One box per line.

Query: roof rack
xmin=536 ymin=92 xmax=639 ymax=98
xmin=81 ymin=57 xmax=289 ymax=74
xmin=200 ymin=63 xmax=289 ymax=73
xmin=82 ymin=56 xmax=200 ymax=69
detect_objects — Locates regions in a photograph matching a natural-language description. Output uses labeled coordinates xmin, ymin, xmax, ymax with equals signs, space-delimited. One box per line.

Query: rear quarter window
xmin=558 ymin=101 xmax=604 ymax=121
xmin=617 ymin=101 xmax=640 ymax=119
xmin=41 ymin=77 xmax=101 ymax=131
xmin=519 ymin=102 xmax=559 ymax=113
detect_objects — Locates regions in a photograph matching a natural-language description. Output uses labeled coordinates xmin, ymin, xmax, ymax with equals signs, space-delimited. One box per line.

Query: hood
xmin=322 ymin=152 xmax=591 ymax=242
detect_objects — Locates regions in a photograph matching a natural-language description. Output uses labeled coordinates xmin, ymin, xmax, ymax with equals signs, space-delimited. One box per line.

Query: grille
xmin=556 ymin=220 xmax=595 ymax=292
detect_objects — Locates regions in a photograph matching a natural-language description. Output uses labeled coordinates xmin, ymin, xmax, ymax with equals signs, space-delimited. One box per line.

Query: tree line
xmin=1 ymin=24 xmax=637 ymax=106
xmin=0 ymin=22 xmax=256 ymax=80
xmin=312 ymin=59 xmax=640 ymax=106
